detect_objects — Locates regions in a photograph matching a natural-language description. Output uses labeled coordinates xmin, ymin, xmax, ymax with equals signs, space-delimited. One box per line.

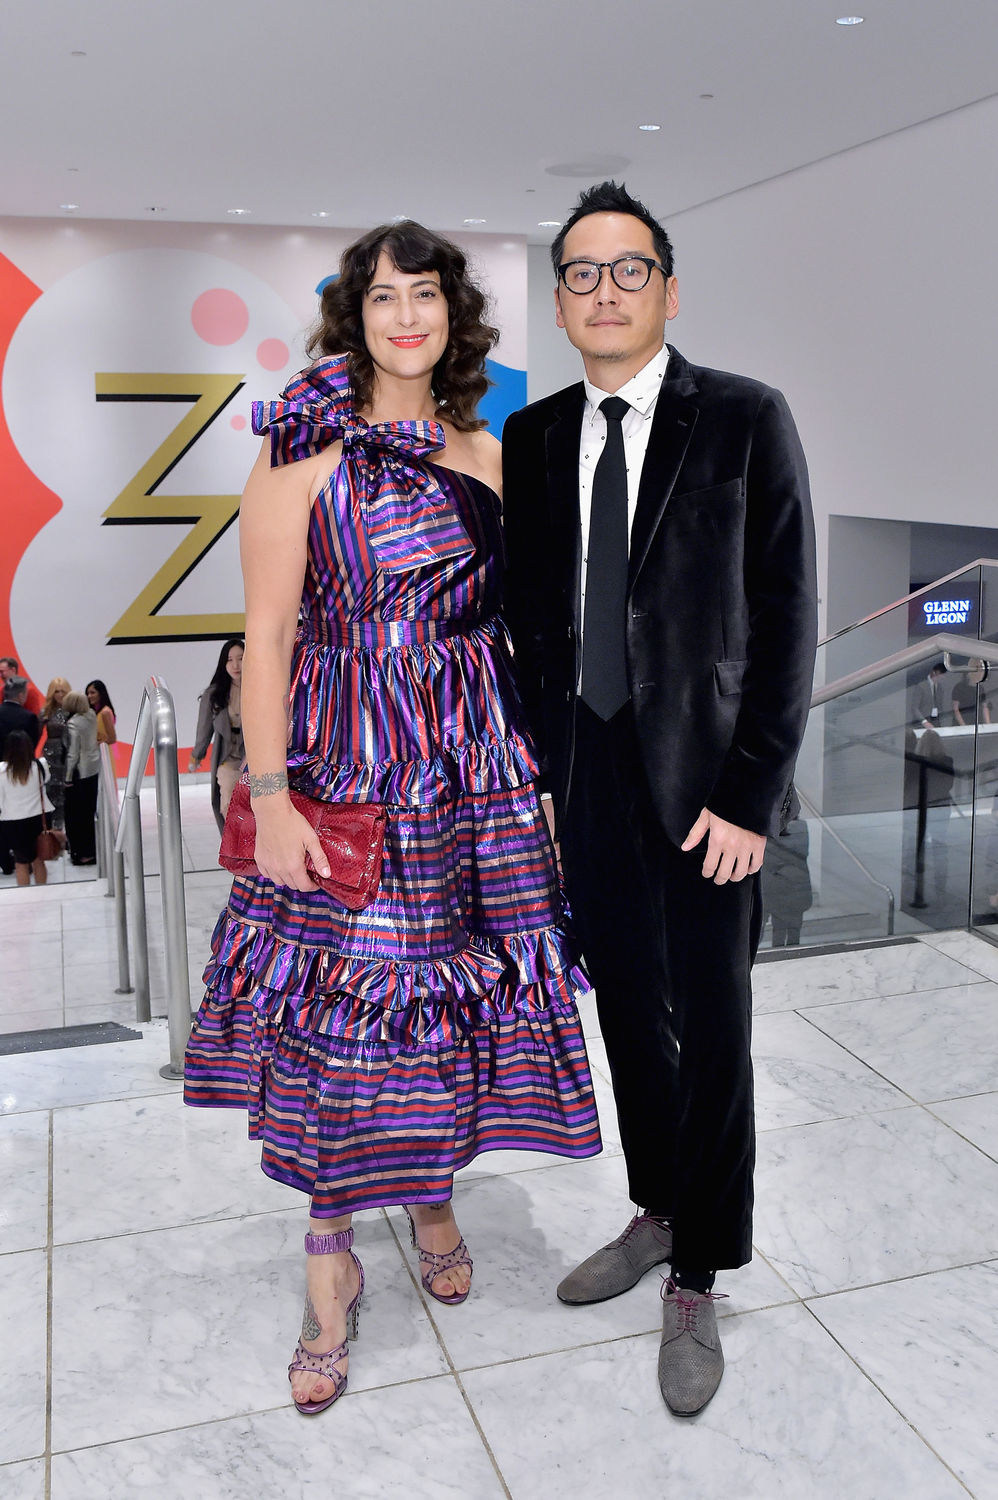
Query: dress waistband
xmin=298 ymin=615 xmax=496 ymax=648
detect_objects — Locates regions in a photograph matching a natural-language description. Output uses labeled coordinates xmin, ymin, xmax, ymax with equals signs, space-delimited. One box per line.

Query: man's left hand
xmin=681 ymin=808 xmax=766 ymax=884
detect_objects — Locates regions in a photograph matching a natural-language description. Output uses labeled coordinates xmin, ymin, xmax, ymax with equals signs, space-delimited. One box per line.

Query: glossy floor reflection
xmin=1 ymin=814 xmax=997 ymax=1496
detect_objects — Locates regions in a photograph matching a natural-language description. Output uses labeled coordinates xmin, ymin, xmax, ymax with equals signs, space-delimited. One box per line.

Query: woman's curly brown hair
xmin=307 ymin=221 xmax=499 ymax=432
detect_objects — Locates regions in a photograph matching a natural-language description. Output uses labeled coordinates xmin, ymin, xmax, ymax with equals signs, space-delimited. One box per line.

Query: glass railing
xmin=760 ymin=561 xmax=998 ymax=951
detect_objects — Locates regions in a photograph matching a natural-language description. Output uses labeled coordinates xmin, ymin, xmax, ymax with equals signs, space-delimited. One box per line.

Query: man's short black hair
xmin=550 ymin=180 xmax=674 ymax=280
xmin=930 ymin=661 xmax=947 ymax=675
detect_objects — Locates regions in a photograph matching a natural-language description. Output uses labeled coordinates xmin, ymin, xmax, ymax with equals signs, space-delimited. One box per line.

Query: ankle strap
xmin=304 ymin=1228 xmax=354 ymax=1255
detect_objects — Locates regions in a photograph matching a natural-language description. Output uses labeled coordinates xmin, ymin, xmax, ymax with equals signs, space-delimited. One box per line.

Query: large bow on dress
xmin=251 ymin=368 xmax=476 ymax=574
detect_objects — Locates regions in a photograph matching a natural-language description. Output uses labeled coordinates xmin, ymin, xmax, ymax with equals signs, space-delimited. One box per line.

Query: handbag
xmin=219 ymin=774 xmax=386 ymax=911
xmin=36 ymin=764 xmax=65 ymax=862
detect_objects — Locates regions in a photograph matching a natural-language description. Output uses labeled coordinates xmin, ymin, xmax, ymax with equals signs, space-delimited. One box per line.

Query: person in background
xmin=85 ymin=680 xmax=117 ymax=744
xmin=912 ymin=661 xmax=948 ymax=728
xmin=0 ymin=677 xmax=41 ymax=754
xmin=1 ymin=656 xmax=44 ymax=716
xmin=760 ymin=818 xmax=813 ymax=947
xmin=952 ymin=659 xmax=991 ymax=726
xmin=41 ymin=677 xmax=72 ymax=830
xmin=190 ymin=639 xmax=245 ymax=833
xmin=63 ymin=689 xmax=100 ymax=865
xmin=0 ymin=729 xmax=54 ymax=887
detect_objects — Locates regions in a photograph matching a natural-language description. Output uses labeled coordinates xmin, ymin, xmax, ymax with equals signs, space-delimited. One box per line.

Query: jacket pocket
xmin=714 ymin=658 xmax=748 ymax=695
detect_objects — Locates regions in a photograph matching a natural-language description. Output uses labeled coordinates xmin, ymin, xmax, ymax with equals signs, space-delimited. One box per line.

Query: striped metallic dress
xmin=183 ymin=356 xmax=601 ymax=1215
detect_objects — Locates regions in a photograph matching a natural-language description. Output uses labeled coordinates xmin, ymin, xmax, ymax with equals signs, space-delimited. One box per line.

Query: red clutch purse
xmin=219 ymin=776 xmax=387 ymax=911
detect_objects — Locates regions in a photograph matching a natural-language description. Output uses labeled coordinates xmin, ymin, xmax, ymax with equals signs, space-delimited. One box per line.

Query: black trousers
xmin=64 ymin=773 xmax=98 ymax=862
xmin=559 ymin=701 xmax=762 ymax=1270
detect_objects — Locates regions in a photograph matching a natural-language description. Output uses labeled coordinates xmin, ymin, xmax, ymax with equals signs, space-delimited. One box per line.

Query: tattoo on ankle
xmin=301 ymin=1292 xmax=321 ymax=1342
xmin=249 ymin=771 xmax=288 ymax=798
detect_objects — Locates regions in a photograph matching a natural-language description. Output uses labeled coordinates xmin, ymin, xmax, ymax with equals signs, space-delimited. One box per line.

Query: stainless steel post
xmin=150 ymin=679 xmax=192 ymax=1078
xmin=113 ymin=849 xmax=132 ymax=994
xmin=116 ymin=695 xmax=153 ymax=1023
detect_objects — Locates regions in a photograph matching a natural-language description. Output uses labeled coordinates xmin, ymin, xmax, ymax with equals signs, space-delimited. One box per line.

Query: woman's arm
xmin=952 ymin=697 xmax=966 ymax=727
xmin=64 ymin=719 xmax=80 ymax=780
xmin=99 ymin=706 xmax=117 ymax=744
xmin=190 ymin=690 xmax=215 ymax=769
xmin=239 ymin=440 xmax=338 ymax=888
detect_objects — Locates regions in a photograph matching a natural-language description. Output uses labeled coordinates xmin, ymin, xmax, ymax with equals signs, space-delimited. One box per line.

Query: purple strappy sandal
xmin=289 ymin=1227 xmax=364 ymax=1416
xmin=404 ymin=1208 xmax=474 ymax=1306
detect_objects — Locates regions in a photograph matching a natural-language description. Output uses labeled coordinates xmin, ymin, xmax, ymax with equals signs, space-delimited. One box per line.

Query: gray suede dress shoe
xmin=556 ymin=1213 xmax=673 ymax=1304
xmin=658 ymin=1280 xmax=727 ymax=1415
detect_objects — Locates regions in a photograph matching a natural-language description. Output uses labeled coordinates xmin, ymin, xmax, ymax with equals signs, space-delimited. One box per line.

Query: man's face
xmin=554 ymin=212 xmax=678 ymax=387
xmin=0 ymin=661 xmax=13 ymax=683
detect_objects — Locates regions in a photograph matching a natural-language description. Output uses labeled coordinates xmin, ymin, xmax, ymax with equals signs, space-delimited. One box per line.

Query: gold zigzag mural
xmin=97 ymin=372 xmax=246 ymax=644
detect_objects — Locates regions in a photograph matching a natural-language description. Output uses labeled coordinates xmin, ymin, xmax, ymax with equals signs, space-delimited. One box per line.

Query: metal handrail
xmin=811 ymin=634 xmax=998 ymax=708
xmin=818 ymin=559 xmax=998 ymax=649
xmin=96 ymin=743 xmax=131 ymax=995
xmin=794 ymin=784 xmax=896 ymax=937
xmin=114 ymin=676 xmax=192 ymax=1079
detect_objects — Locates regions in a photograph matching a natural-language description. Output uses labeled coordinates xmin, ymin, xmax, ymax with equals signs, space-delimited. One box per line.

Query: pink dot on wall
xmin=257 ymin=338 xmax=289 ymax=371
xmin=191 ymin=289 xmax=249 ymax=345
xmin=230 ymin=414 xmax=247 ymax=430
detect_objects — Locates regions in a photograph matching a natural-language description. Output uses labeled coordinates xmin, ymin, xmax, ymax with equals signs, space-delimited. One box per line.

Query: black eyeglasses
xmin=557 ymin=257 xmax=667 ymax=295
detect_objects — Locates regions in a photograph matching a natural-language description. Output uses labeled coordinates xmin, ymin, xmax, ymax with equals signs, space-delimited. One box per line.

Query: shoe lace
xmin=618 ymin=1212 xmax=672 ymax=1249
xmin=661 ymin=1276 xmax=728 ymax=1332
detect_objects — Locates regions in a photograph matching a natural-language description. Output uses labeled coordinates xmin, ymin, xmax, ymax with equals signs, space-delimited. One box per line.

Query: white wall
xmin=525 ymin=94 xmax=998 ymax=636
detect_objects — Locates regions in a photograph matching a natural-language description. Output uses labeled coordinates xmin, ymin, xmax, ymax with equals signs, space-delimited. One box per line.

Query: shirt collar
xmin=583 ymin=343 xmax=672 ymax=419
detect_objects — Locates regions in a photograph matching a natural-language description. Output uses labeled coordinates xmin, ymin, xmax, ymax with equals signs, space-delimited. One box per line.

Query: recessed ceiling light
xmin=226 ymin=208 xmax=251 ymax=216
xmin=638 ymin=123 xmax=661 ymax=132
xmin=835 ymin=15 xmax=864 ymax=23
xmin=59 ymin=203 xmax=79 ymax=212
xmin=537 ymin=220 xmax=561 ymax=228
xmin=70 ymin=50 xmax=86 ymax=57
xmin=312 ymin=210 xmax=331 ymax=218
xmin=463 ymin=217 xmax=487 ymax=225
xmin=699 ymin=93 xmax=714 ymax=99
xmin=146 ymin=206 xmax=167 ymax=213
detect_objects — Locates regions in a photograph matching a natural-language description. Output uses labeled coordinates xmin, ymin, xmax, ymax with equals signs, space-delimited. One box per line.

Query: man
xmin=0 ymin=677 xmax=41 ymax=755
xmin=1 ymin=657 xmax=43 ymax=717
xmin=912 ymin=661 xmax=947 ymax=727
xmin=502 ymin=182 xmax=817 ymax=1415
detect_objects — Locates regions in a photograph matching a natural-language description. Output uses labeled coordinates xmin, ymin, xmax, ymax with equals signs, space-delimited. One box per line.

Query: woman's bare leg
xmin=290 ymin=1211 xmax=360 ymax=1408
xmin=14 ymin=862 xmax=30 ymax=887
xmin=31 ymin=857 xmax=47 ymax=885
xmin=407 ymin=1202 xmax=472 ymax=1299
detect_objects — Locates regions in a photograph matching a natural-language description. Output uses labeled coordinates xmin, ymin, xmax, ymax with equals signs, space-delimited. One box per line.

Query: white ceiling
xmin=3 ymin=0 xmax=998 ymax=242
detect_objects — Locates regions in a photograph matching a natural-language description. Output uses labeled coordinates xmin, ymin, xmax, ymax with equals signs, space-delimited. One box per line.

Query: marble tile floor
xmin=3 ymin=929 xmax=998 ymax=1496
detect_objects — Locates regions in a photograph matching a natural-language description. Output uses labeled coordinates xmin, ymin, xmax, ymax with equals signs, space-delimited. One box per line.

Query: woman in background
xmin=0 ymin=729 xmax=54 ymax=887
xmin=41 ymin=677 xmax=72 ymax=830
xmin=85 ymin=680 xmax=117 ymax=744
xmin=63 ymin=690 xmax=100 ymax=864
xmin=190 ymin=639 xmax=245 ymax=833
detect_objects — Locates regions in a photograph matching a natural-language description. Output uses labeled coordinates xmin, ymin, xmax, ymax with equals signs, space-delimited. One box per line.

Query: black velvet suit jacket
xmin=501 ymin=345 xmax=818 ymax=846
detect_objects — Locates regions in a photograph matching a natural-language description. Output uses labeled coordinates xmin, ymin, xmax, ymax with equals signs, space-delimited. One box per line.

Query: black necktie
xmin=581 ymin=395 xmax=631 ymax=720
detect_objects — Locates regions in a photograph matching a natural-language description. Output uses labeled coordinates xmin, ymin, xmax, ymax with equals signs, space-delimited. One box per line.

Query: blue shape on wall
xmin=480 ymin=359 xmax=527 ymax=434
xmin=315 ymin=273 xmax=339 ymax=296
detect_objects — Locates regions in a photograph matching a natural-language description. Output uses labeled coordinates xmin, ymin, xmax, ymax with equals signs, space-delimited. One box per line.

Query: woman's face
xmin=361 ymin=251 xmax=449 ymax=387
xmin=52 ymin=686 xmax=66 ymax=706
xmin=86 ymin=685 xmax=99 ymax=709
xmin=226 ymin=645 xmax=244 ymax=681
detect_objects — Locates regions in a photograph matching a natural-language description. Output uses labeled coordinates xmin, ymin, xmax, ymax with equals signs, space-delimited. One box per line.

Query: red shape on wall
xmin=0 ymin=252 xmax=62 ymax=691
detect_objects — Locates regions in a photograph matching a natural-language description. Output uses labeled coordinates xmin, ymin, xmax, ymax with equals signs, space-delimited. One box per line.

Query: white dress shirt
xmin=578 ymin=342 xmax=672 ymax=674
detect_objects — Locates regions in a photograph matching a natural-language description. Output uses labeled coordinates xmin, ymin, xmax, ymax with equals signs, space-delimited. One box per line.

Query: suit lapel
xmin=628 ymin=350 xmax=698 ymax=587
xmin=544 ymin=386 xmax=586 ymax=625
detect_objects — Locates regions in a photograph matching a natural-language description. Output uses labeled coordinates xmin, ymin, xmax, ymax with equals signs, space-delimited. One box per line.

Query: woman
xmin=41 ymin=677 xmax=72 ymax=829
xmin=63 ymin=690 xmax=100 ymax=864
xmin=189 ymin=639 xmax=245 ymax=833
xmin=0 ymin=730 xmax=54 ymax=886
xmin=85 ymin=679 xmax=117 ymax=744
xmin=184 ymin=221 xmax=600 ymax=1416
